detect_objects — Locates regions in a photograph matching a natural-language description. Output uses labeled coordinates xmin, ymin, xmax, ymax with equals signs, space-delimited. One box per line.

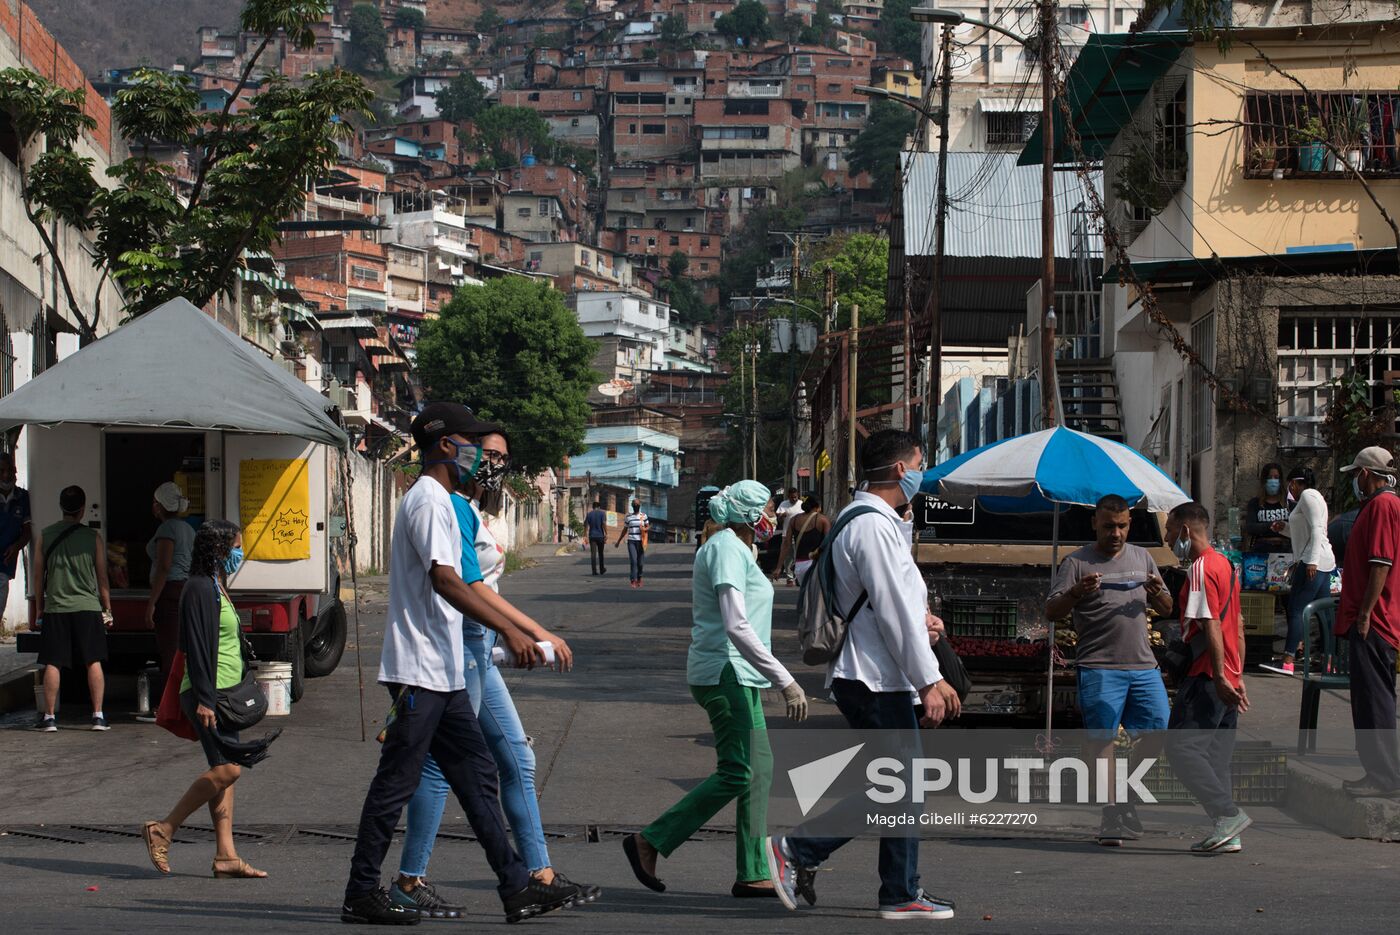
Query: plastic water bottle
xmin=491 ymin=640 xmax=558 ymax=667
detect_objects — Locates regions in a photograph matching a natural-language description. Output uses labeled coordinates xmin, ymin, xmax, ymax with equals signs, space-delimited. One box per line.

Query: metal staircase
xmin=1057 ymin=357 xmax=1125 ymax=442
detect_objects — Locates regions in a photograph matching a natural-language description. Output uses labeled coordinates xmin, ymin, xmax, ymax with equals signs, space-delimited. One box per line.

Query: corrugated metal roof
xmin=901 ymin=151 xmax=1103 ymax=260
xmin=978 ymin=97 xmax=1040 ymax=113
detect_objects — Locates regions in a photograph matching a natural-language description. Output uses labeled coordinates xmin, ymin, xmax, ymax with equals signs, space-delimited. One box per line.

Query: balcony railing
xmin=1244 ymin=91 xmax=1400 ymax=179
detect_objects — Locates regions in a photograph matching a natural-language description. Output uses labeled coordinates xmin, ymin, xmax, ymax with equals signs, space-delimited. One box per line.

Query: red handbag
xmin=156 ymin=650 xmax=198 ymax=741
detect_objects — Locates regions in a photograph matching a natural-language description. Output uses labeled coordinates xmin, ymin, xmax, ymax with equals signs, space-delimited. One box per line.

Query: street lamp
xmin=854 ymin=85 xmax=945 ymax=124
xmin=908 ymin=5 xmax=1058 ymax=430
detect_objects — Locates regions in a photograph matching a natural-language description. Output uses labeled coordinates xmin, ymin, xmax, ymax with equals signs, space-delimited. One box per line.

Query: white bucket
xmin=254 ymin=662 xmax=293 ymax=716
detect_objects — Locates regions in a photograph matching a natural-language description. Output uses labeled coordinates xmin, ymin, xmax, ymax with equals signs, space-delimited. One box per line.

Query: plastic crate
xmin=946 ymin=597 xmax=1018 ymax=639
xmin=1241 ymin=591 xmax=1279 ymax=637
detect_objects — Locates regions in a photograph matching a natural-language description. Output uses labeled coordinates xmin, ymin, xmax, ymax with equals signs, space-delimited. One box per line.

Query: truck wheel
xmin=281 ymin=624 xmax=306 ymax=703
xmin=304 ymin=598 xmax=347 ymax=679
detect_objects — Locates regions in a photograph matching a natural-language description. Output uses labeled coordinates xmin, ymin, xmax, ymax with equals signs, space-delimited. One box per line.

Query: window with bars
xmin=1277 ymin=310 xmax=1400 ymax=448
xmin=1189 ymin=313 xmax=1215 ymax=455
xmin=1244 ymin=92 xmax=1400 ymax=178
xmin=985 ymin=112 xmax=1037 ymax=147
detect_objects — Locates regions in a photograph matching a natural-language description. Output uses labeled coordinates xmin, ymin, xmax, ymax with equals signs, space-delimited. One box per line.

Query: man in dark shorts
xmin=32 ymin=486 xmax=112 ymax=732
xmin=584 ymin=501 xmax=608 ymax=575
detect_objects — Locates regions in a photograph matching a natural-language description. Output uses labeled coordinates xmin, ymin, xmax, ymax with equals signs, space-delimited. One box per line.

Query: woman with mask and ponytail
xmin=390 ymin=428 xmax=600 ymax=919
xmin=143 ymin=520 xmax=280 ymax=879
xmin=624 ymin=479 xmax=807 ymax=899
xmin=1244 ymin=462 xmax=1291 ymax=553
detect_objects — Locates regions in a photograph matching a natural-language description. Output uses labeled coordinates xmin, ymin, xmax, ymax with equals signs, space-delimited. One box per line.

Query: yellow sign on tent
xmin=239 ymin=458 xmax=312 ymax=561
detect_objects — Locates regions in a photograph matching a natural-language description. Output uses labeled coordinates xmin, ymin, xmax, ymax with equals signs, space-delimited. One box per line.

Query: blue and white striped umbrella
xmin=920 ymin=426 xmax=1189 ymax=513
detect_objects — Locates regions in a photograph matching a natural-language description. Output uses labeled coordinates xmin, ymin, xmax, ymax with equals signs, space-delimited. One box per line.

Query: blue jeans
xmin=1285 ymin=565 xmax=1332 ymax=656
xmin=400 ymin=630 xmax=550 ymax=875
xmin=785 ymin=679 xmax=921 ymax=907
xmin=627 ymin=540 xmax=645 ymax=582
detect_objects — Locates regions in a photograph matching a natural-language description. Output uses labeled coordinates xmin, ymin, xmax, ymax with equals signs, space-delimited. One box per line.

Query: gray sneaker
xmin=764 ymin=836 xmax=801 ymax=911
xmin=1192 ymin=836 xmax=1241 ymax=854
xmin=1198 ymin=810 xmax=1251 ymax=852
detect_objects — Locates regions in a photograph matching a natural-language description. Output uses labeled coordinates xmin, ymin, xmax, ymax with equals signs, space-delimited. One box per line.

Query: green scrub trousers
xmin=640 ymin=663 xmax=773 ymax=882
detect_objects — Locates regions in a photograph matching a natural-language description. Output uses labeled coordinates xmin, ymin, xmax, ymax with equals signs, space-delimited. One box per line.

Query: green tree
xmin=476 ymin=7 xmax=505 ymax=32
xmin=0 ymin=0 xmax=370 ymax=340
xmin=715 ymin=0 xmax=772 ymax=44
xmin=565 ymin=0 xmax=587 ymax=14
xmin=393 ymin=6 xmax=425 ymax=29
xmin=876 ymin=0 xmax=924 ymax=64
xmin=659 ymin=13 xmax=690 ymax=47
xmin=847 ymin=98 xmax=916 ymax=195
xmin=415 ymin=277 xmax=597 ymax=474
xmin=470 ymin=105 xmax=552 ymax=164
xmin=348 ymin=3 xmax=388 ymax=72
xmin=435 ymin=72 xmax=488 ymax=123
xmin=798 ymin=233 xmax=890 ymax=327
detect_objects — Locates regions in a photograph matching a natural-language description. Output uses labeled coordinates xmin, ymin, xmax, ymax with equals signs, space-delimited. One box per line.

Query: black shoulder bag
xmin=213 ymin=590 xmax=267 ymax=731
xmin=1162 ymin=564 xmax=1236 ymax=683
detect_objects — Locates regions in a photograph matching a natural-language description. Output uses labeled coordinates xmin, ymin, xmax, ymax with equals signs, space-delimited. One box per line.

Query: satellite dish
xmin=597 ymin=379 xmax=632 ymax=397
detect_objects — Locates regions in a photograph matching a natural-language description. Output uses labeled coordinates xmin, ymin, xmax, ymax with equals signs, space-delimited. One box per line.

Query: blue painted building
xmin=569 ymin=414 xmax=682 ymax=529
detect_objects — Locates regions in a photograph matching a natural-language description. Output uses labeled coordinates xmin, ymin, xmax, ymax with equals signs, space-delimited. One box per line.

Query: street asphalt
xmin=1 ymin=544 xmax=1398 ymax=933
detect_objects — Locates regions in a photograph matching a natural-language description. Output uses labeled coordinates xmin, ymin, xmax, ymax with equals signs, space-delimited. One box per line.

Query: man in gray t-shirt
xmin=1046 ymin=495 xmax=1175 ymax=846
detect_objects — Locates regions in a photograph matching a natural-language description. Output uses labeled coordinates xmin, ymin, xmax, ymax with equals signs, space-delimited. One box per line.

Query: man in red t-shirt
xmin=1336 ymin=447 xmax=1400 ymax=798
xmin=1164 ymin=501 xmax=1251 ymax=853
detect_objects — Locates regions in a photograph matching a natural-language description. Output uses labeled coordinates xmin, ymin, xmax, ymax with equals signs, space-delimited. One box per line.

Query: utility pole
xmin=848 ymin=303 xmax=859 ymax=495
xmin=823 ymin=267 xmax=836 ymax=333
xmin=738 ymin=344 xmax=748 ymax=476
xmin=925 ymin=23 xmax=953 ymax=448
xmin=1039 ymin=0 xmax=1059 ymax=428
xmin=750 ymin=339 xmax=758 ymax=481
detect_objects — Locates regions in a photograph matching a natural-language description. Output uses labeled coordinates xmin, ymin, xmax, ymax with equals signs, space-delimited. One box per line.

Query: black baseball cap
xmin=411 ymin=402 xmax=503 ymax=451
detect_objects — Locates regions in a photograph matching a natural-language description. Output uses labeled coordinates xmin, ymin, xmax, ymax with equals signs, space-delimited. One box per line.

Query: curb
xmin=1283 ymin=756 xmax=1400 ymax=841
xmin=0 ymin=664 xmax=36 ymax=716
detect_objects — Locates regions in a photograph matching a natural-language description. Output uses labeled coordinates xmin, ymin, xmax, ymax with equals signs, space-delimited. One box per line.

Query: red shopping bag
xmin=156 ymin=651 xmax=198 ymax=741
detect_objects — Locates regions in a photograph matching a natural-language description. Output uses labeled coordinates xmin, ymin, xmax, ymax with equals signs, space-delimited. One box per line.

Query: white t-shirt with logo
xmin=379 ymin=478 xmax=466 ymax=692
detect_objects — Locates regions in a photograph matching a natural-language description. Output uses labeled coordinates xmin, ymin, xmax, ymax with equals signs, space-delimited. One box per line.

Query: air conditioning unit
xmin=278 ymin=357 xmax=301 ymax=378
xmin=333 ymin=385 xmax=357 ymax=411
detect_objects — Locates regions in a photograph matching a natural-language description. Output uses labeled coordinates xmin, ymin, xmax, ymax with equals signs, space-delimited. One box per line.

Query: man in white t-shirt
xmin=775 ymin=487 xmax=804 ymax=531
xmin=342 ymin=403 xmax=579 ymax=925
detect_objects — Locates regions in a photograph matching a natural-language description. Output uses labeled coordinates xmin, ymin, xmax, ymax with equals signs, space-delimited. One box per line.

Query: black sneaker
xmin=795 ymin=865 xmax=819 ymax=906
xmin=503 ymin=877 xmax=579 ymax=924
xmin=549 ymin=871 xmax=600 ymax=905
xmin=35 ymin=714 xmax=57 ymax=732
xmin=341 ymin=888 xmax=422 ymax=926
xmin=390 ymin=879 xmax=463 ymax=920
xmin=1095 ymin=807 xmax=1126 ymax=847
xmin=1116 ymin=803 xmax=1144 ymax=839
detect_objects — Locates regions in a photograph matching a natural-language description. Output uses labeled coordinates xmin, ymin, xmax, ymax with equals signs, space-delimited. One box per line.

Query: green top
xmin=686 ymin=528 xmax=775 ymax=688
xmin=182 ymin=592 xmax=244 ymax=693
xmin=40 ymin=521 xmax=101 ymax=614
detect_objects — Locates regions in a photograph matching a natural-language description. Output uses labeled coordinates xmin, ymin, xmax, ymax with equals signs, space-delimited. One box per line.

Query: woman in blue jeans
xmin=1261 ymin=465 xmax=1335 ymax=675
xmin=390 ymin=431 xmax=599 ymax=918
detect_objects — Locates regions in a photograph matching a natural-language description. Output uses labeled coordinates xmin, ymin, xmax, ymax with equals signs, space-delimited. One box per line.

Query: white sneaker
xmin=878 ymin=889 xmax=955 ymax=920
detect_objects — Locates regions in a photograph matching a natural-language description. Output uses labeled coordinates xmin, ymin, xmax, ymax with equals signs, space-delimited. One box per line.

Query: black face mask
xmin=474 ymin=459 xmax=508 ymax=493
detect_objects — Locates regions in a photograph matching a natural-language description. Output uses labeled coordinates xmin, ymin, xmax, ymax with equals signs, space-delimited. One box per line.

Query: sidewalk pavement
xmin=1 ymin=545 xmax=1399 ymax=933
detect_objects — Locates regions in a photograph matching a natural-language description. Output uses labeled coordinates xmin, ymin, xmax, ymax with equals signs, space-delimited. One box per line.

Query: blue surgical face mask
xmin=898 ymin=467 xmax=924 ymax=505
xmin=223 ymin=546 xmax=244 ymax=577
xmin=430 ymin=439 xmax=483 ymax=487
xmin=1264 ymin=478 xmax=1281 ymax=496
xmin=1354 ymin=475 xmax=1365 ymax=502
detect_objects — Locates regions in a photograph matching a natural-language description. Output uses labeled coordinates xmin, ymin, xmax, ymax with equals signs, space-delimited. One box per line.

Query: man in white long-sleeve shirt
xmin=766 ymin=429 xmax=961 ymax=922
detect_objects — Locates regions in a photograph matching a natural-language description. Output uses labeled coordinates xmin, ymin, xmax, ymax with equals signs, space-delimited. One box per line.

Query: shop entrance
xmin=104 ymin=432 xmax=205 ymax=590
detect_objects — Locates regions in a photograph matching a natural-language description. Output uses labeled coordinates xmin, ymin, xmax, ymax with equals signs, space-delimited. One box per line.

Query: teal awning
xmin=1018 ymin=32 xmax=1190 ymax=167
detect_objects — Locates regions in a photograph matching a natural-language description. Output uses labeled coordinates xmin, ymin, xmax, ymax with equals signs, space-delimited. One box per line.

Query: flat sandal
xmin=142 ymin=821 xmax=171 ymax=875
xmin=212 ymin=857 xmax=267 ymax=879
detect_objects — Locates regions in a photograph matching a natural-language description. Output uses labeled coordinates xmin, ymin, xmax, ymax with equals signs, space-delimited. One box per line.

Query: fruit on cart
xmin=949 ymin=636 xmax=1048 ymax=657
